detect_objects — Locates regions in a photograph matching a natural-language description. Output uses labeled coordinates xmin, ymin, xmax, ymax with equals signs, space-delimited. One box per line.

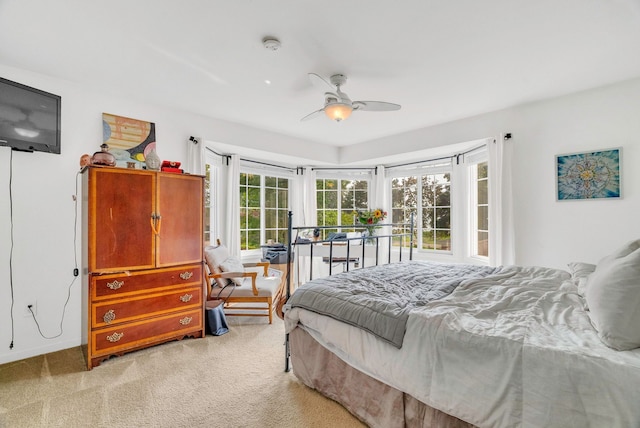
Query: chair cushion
xmin=230 ymin=276 xmax=281 ymax=297
xmin=204 ymin=244 xmax=231 ymax=287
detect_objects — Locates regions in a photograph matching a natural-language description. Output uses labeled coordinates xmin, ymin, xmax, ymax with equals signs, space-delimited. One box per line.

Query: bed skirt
xmin=289 ymin=327 xmax=476 ymax=428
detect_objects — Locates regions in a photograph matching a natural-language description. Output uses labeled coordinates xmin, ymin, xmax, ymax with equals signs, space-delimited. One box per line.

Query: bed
xmin=282 ymin=226 xmax=640 ymax=427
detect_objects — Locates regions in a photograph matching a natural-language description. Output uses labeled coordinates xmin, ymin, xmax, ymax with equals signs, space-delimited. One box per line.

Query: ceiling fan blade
xmin=352 ymin=101 xmax=401 ymax=111
xmin=301 ymin=108 xmax=325 ymax=122
xmin=308 ymin=73 xmax=334 ymax=91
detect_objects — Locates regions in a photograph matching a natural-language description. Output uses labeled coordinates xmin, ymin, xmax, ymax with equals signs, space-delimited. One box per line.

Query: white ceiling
xmin=2 ymin=0 xmax=640 ymax=148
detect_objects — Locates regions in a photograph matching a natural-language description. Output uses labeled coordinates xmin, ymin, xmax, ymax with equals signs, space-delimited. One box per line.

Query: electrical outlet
xmin=24 ymin=302 xmax=37 ymax=317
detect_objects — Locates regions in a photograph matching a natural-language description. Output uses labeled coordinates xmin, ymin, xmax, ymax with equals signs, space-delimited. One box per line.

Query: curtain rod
xmin=203 ymin=135 xmax=508 ymax=172
xmin=311 ymin=167 xmax=374 ymax=171
xmin=386 ymin=142 xmax=488 ymax=170
xmin=205 ymin=146 xmax=296 ymax=171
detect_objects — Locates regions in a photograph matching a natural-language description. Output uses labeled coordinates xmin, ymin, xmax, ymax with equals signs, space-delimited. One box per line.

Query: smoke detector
xmin=262 ymin=37 xmax=281 ymax=51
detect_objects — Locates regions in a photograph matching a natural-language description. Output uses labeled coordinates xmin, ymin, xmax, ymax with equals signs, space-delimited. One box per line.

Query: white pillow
xmin=567 ymin=262 xmax=596 ymax=297
xmin=585 ymin=239 xmax=640 ymax=351
xmin=219 ymin=257 xmax=245 ymax=286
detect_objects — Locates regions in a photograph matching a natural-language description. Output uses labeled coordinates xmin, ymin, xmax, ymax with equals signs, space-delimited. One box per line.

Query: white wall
xmin=511 ymin=79 xmax=640 ymax=268
xmin=1 ymin=62 xmax=639 ymax=365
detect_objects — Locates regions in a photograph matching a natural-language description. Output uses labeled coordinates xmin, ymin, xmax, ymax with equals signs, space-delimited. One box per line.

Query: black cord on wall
xmin=8 ymin=149 xmax=15 ymax=349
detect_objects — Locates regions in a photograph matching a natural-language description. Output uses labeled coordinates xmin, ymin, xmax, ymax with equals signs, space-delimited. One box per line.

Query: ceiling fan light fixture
xmin=325 ymin=102 xmax=353 ymax=122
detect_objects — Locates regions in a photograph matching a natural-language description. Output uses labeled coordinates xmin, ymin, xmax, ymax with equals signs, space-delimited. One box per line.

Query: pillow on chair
xmin=204 ymin=245 xmax=231 ymax=287
xmin=219 ymin=256 xmax=245 ymax=286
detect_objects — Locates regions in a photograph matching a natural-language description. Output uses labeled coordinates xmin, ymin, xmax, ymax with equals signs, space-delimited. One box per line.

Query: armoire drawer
xmin=91 ymin=264 xmax=202 ymax=300
xmin=91 ymin=309 xmax=202 ymax=355
xmin=91 ymin=286 xmax=202 ymax=328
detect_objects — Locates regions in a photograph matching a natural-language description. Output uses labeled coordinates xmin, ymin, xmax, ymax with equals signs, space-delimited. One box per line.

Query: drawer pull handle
xmin=106 ymin=332 xmax=124 ymax=343
xmin=106 ymin=279 xmax=124 ymax=290
xmin=103 ymin=309 xmax=116 ymax=324
xmin=179 ymin=316 xmax=193 ymax=326
xmin=180 ymin=271 xmax=193 ymax=280
xmin=180 ymin=294 xmax=193 ymax=303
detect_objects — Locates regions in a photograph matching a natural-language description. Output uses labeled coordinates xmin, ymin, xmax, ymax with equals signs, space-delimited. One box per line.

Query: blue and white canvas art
xmin=556 ymin=148 xmax=621 ymax=200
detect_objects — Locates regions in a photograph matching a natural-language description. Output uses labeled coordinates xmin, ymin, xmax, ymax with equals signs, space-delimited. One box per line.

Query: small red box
xmin=161 ymin=167 xmax=184 ymax=174
xmin=162 ymin=160 xmax=181 ymax=168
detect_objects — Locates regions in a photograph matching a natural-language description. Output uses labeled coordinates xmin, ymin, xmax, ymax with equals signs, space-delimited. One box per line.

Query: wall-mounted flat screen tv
xmin=0 ymin=77 xmax=61 ymax=154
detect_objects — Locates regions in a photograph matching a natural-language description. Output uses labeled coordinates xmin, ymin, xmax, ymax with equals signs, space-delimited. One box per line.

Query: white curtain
xmin=370 ymin=165 xmax=390 ymax=261
xmin=225 ymin=154 xmax=241 ymax=257
xmin=185 ymin=136 xmax=205 ymax=175
xmin=370 ymin=165 xmax=388 ymax=212
xmin=303 ymin=168 xmax=317 ymax=227
xmin=488 ymin=135 xmax=515 ymax=266
xmin=291 ymin=168 xmax=317 ymax=287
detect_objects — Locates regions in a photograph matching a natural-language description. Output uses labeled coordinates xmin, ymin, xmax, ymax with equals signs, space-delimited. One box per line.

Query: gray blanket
xmin=287 ymin=261 xmax=498 ymax=348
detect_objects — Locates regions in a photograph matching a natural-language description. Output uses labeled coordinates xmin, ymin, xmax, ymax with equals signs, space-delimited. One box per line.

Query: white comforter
xmin=284 ymin=265 xmax=640 ymax=428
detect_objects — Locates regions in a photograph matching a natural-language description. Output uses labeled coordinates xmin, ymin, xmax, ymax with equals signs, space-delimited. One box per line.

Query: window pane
xmin=247 ymin=174 xmax=260 ymax=186
xmin=422 ymin=230 xmax=435 ymax=249
xmin=354 ymin=180 xmax=368 ymax=190
xmin=325 ymin=179 xmax=337 ymax=190
xmin=355 ymin=190 xmax=368 ymax=209
xmin=264 ymin=229 xmax=278 ymax=243
xmin=478 ymin=231 xmax=489 ymax=256
xmin=277 ymin=209 xmax=287 ymax=228
xmin=247 ymin=187 xmax=260 ymax=207
xmin=422 ymin=208 xmax=434 ymax=229
xmin=341 ymin=210 xmax=356 ymax=226
xmin=435 ymin=183 xmax=450 ymax=206
xmin=435 ymin=208 xmax=450 ymax=228
xmin=265 ymin=188 xmax=276 ymax=208
xmin=265 ymin=209 xmax=276 ymax=228
xmin=317 ymin=192 xmax=323 ymax=207
xmin=265 ymin=176 xmax=277 ymax=187
xmin=324 ymin=210 xmax=338 ymax=226
xmin=240 ymin=230 xmax=247 ymax=250
xmin=478 ymin=162 xmax=488 ymax=179
xmin=239 ymin=208 xmax=247 ymax=229
xmin=478 ymin=206 xmax=489 ymax=230
xmin=278 ymin=189 xmax=288 ymax=208
xmin=478 ymin=179 xmax=488 ymax=205
xmin=436 ymin=230 xmax=451 ymax=250
xmin=247 ymin=209 xmax=260 ymax=229
xmin=278 ymin=178 xmax=288 ymax=188
xmin=247 ymin=230 xmax=260 ymax=250
xmin=325 ymin=190 xmax=338 ymax=209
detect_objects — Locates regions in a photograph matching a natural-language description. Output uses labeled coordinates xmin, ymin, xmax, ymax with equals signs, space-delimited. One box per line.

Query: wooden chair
xmin=203 ymin=240 xmax=282 ymax=324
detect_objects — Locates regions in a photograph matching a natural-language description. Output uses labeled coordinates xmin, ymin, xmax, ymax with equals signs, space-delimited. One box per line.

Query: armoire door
xmin=155 ymin=173 xmax=204 ymax=267
xmin=89 ymin=168 xmax=156 ymax=272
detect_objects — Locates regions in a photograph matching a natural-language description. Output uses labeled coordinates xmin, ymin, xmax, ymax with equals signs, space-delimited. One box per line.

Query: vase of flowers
xmin=353 ymin=208 xmax=388 ymax=244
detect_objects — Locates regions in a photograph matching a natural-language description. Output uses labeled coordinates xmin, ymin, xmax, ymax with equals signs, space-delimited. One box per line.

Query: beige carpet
xmin=0 ymin=319 xmax=365 ymax=428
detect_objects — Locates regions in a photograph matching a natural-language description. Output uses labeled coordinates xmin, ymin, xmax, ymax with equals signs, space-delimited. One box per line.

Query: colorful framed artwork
xmin=102 ymin=113 xmax=156 ymax=168
xmin=556 ymin=148 xmax=621 ymax=201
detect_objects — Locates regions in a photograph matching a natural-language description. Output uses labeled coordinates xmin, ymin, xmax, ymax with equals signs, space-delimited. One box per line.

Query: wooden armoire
xmin=81 ymin=166 xmax=205 ymax=369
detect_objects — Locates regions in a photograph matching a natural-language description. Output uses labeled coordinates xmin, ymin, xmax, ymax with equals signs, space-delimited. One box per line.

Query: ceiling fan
xmin=301 ymin=73 xmax=401 ymax=122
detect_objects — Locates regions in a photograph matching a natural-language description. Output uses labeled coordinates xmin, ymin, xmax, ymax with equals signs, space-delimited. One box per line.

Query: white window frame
xmin=314 ymin=170 xmax=372 ymax=236
xmin=465 ymin=148 xmax=490 ymax=262
xmin=239 ymin=163 xmax=294 ymax=255
xmin=388 ymin=160 xmax=453 ymax=255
